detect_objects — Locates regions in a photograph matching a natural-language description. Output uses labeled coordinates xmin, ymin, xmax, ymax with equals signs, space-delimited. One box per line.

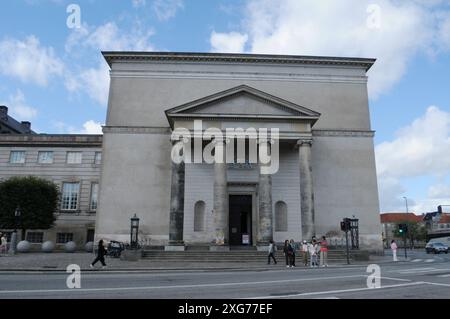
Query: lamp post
xmin=8 ymin=206 xmax=21 ymax=255
xmin=402 ymin=197 xmax=408 ymax=259
xmin=130 ymin=214 xmax=140 ymax=249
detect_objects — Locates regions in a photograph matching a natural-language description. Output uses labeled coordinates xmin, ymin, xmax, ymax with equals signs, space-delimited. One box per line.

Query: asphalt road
xmin=1 ymin=256 xmax=450 ymax=299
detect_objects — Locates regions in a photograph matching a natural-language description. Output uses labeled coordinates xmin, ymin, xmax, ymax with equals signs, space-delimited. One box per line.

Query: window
xmin=90 ymin=182 xmax=99 ymax=211
xmin=61 ymin=182 xmax=80 ymax=210
xmin=275 ymin=201 xmax=288 ymax=232
xmin=56 ymin=233 xmax=73 ymax=244
xmin=194 ymin=201 xmax=206 ymax=232
xmin=38 ymin=151 xmax=53 ymax=164
xmin=26 ymin=232 xmax=43 ymax=243
xmin=94 ymin=152 xmax=102 ymax=164
xmin=66 ymin=152 xmax=82 ymax=164
xmin=10 ymin=151 xmax=25 ymax=164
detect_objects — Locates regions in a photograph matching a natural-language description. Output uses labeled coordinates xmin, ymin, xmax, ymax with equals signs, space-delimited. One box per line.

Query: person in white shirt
xmin=309 ymin=240 xmax=319 ymax=267
xmin=301 ymin=240 xmax=309 ymax=266
xmin=391 ymin=240 xmax=398 ymax=262
xmin=0 ymin=233 xmax=7 ymax=254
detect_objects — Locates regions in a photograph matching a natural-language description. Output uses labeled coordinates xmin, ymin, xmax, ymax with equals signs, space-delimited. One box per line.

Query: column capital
xmin=297 ymin=138 xmax=313 ymax=147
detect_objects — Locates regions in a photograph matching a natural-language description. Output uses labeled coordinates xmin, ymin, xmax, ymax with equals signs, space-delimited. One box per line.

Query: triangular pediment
xmin=165 ymin=85 xmax=320 ymax=127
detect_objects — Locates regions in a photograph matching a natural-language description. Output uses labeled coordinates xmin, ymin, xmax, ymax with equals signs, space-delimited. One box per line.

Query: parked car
xmin=425 ymin=242 xmax=449 ymax=254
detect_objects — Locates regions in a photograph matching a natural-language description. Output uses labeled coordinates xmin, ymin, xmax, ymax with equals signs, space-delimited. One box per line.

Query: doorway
xmin=229 ymin=195 xmax=252 ymax=246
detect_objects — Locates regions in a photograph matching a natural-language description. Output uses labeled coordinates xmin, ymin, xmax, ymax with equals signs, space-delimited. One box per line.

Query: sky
xmin=0 ymin=0 xmax=450 ymax=215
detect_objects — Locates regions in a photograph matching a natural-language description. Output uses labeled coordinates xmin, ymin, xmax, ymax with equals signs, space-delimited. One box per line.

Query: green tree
xmin=0 ymin=176 xmax=59 ymax=239
xmin=392 ymin=221 xmax=427 ymax=248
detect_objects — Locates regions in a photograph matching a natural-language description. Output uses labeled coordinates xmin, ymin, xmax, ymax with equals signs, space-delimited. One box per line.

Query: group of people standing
xmin=267 ymin=236 xmax=329 ymax=268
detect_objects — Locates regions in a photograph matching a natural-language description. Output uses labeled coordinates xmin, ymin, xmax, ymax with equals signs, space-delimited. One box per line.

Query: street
xmin=1 ymin=254 xmax=450 ymax=299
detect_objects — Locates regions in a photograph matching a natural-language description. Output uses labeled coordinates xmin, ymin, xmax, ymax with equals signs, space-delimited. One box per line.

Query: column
xmin=212 ymin=139 xmax=228 ymax=248
xmin=257 ymin=140 xmax=273 ymax=245
xmin=168 ymin=140 xmax=185 ymax=249
xmin=298 ymin=139 xmax=315 ymax=241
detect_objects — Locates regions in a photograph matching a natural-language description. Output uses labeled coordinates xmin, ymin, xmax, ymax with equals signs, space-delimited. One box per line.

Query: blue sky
xmin=0 ymin=0 xmax=450 ymax=214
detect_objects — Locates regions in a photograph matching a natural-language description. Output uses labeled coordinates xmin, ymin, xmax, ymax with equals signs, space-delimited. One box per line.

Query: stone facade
xmin=96 ymin=52 xmax=383 ymax=252
xmin=0 ymin=134 xmax=102 ymax=250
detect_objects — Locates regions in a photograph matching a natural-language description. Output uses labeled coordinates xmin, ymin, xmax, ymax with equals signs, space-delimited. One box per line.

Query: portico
xmin=165 ymin=85 xmax=320 ymax=249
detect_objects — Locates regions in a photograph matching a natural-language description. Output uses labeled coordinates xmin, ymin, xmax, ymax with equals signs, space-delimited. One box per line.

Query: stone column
xmin=212 ymin=139 xmax=229 ymax=249
xmin=298 ymin=139 xmax=315 ymax=241
xmin=257 ymin=140 xmax=273 ymax=245
xmin=167 ymin=140 xmax=185 ymax=250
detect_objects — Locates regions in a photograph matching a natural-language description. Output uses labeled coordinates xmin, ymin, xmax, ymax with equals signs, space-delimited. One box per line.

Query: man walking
xmin=301 ymin=240 xmax=308 ymax=266
xmin=90 ymin=239 xmax=108 ymax=269
xmin=267 ymin=240 xmax=277 ymax=265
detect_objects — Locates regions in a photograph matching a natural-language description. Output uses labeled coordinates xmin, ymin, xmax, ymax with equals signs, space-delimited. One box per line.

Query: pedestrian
xmin=267 ymin=240 xmax=277 ymax=265
xmin=301 ymin=240 xmax=309 ymax=266
xmin=0 ymin=233 xmax=6 ymax=255
xmin=320 ymin=236 xmax=329 ymax=267
xmin=90 ymin=239 xmax=108 ymax=269
xmin=283 ymin=240 xmax=292 ymax=268
xmin=309 ymin=240 xmax=319 ymax=267
xmin=391 ymin=239 xmax=398 ymax=262
xmin=289 ymin=239 xmax=297 ymax=267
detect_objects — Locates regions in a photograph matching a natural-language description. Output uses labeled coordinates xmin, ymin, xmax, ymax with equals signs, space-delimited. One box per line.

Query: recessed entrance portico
xmin=165 ymin=85 xmax=320 ymax=250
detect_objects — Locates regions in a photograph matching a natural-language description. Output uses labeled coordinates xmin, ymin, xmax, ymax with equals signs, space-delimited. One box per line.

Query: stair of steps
xmin=141 ymin=249 xmax=361 ymax=263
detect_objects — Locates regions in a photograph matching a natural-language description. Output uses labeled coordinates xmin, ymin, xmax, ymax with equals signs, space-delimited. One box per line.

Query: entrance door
xmin=229 ymin=195 xmax=252 ymax=245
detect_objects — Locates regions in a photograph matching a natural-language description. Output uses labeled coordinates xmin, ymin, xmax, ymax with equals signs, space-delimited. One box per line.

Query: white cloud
xmin=0 ymin=36 xmax=64 ymax=86
xmin=53 ymin=120 xmax=103 ymax=135
xmin=65 ymin=22 xmax=155 ymax=106
xmin=80 ymin=120 xmax=103 ymax=134
xmin=210 ymin=0 xmax=450 ymax=98
xmin=153 ymin=0 xmax=184 ymax=21
xmin=376 ymin=105 xmax=450 ymax=212
xmin=1 ymin=90 xmax=38 ymax=120
xmin=376 ymin=106 xmax=450 ymax=179
xmin=66 ymin=22 xmax=155 ymax=53
xmin=210 ymin=31 xmax=248 ymax=53
xmin=428 ymin=184 xmax=450 ymax=199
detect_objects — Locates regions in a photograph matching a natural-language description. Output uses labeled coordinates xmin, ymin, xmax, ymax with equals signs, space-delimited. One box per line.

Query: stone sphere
xmin=64 ymin=241 xmax=77 ymax=253
xmin=41 ymin=241 xmax=55 ymax=253
xmin=85 ymin=241 xmax=94 ymax=253
xmin=17 ymin=240 xmax=31 ymax=253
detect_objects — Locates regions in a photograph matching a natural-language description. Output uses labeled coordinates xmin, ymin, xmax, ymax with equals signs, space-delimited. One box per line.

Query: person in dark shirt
xmin=90 ymin=239 xmax=107 ymax=269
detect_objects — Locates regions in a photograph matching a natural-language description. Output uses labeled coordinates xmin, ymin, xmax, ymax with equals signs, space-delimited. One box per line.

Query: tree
xmin=392 ymin=220 xmax=427 ymax=248
xmin=0 ymin=176 xmax=59 ymax=239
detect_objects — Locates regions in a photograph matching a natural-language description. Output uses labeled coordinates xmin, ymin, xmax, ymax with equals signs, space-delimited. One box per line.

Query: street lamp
xmin=130 ymin=214 xmax=140 ymax=249
xmin=8 ymin=206 xmax=21 ymax=254
xmin=402 ymin=197 xmax=408 ymax=259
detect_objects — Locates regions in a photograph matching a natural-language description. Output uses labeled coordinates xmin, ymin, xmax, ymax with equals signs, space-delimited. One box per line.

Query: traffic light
xmin=398 ymin=223 xmax=408 ymax=235
xmin=340 ymin=218 xmax=351 ymax=232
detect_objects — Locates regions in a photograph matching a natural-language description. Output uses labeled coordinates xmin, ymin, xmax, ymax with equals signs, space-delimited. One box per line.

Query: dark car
xmin=425 ymin=242 xmax=449 ymax=254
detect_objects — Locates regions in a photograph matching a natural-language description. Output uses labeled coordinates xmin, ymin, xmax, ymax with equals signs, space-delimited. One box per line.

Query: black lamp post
xmin=9 ymin=206 xmax=21 ymax=254
xmin=130 ymin=214 xmax=140 ymax=249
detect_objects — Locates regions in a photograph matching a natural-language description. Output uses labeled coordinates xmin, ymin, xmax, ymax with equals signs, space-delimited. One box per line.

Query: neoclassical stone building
xmin=96 ymin=52 xmax=383 ymax=252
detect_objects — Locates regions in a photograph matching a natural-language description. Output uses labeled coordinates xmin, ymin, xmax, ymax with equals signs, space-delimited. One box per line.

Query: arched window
xmin=275 ymin=201 xmax=288 ymax=232
xmin=194 ymin=201 xmax=206 ymax=232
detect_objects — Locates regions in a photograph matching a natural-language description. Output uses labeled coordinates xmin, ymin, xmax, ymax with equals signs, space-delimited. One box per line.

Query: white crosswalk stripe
xmin=411 ymin=259 xmax=422 ymax=262
xmin=425 ymin=259 xmax=435 ymax=263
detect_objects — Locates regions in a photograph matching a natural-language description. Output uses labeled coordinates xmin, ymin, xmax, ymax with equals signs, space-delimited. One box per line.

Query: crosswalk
xmin=410 ymin=258 xmax=435 ymax=263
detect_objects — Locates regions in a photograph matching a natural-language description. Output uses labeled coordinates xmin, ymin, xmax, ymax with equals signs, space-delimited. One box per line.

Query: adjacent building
xmin=0 ymin=129 xmax=102 ymax=249
xmin=380 ymin=212 xmax=424 ymax=248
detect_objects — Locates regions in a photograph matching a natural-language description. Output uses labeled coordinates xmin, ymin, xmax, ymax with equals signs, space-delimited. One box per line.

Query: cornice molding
xmin=103 ymin=51 xmax=376 ymax=72
xmin=312 ymin=129 xmax=375 ymax=137
xmin=102 ymin=126 xmax=171 ymax=134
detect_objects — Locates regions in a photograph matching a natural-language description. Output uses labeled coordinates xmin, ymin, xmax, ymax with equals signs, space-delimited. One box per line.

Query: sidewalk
xmin=0 ymin=252 xmax=392 ymax=272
